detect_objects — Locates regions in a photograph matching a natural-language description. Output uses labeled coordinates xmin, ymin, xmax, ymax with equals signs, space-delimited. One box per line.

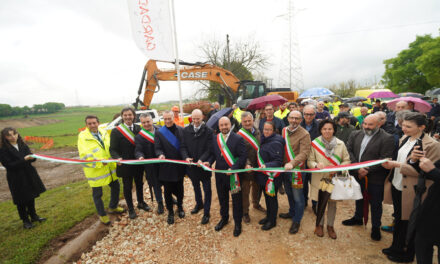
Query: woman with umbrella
xmin=0 ymin=127 xmax=46 ymax=229
xmin=381 ymin=112 xmax=440 ymax=263
xmin=307 ymin=120 xmax=351 ymax=239
xmin=255 ymin=121 xmax=284 ymax=231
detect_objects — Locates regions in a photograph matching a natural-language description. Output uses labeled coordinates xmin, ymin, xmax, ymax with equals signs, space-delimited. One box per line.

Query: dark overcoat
xmin=255 ymin=133 xmax=285 ymax=188
xmin=182 ymin=123 xmax=213 ymax=181
xmin=110 ymin=124 xmax=143 ymax=178
xmin=154 ymin=125 xmax=188 ymax=182
xmin=0 ymin=143 xmax=46 ymax=205
xmin=208 ymin=132 xmax=246 ymax=171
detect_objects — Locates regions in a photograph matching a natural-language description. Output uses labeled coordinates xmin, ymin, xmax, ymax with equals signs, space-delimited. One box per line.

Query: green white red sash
xmin=237 ymin=128 xmax=278 ymax=196
xmin=311 ymin=138 xmax=342 ymax=166
xmin=116 ymin=124 xmax=135 ymax=145
xmin=216 ymin=134 xmax=241 ymax=194
xmin=283 ymin=127 xmax=303 ymax=189
xmin=139 ymin=128 xmax=155 ymax=144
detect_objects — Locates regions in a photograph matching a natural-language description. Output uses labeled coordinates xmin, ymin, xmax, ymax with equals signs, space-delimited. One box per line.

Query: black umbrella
xmin=344 ymin=96 xmax=367 ymax=103
xmin=206 ymin=107 xmax=233 ymax=129
xmin=315 ymin=178 xmax=334 ymax=227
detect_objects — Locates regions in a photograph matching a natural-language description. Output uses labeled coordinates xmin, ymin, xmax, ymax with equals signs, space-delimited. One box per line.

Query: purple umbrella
xmin=387 ymin=97 xmax=432 ymax=113
xmin=367 ymin=91 xmax=399 ymax=98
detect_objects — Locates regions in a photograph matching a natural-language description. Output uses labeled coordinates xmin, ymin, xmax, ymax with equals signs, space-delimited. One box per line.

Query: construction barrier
xmin=24 ymin=136 xmax=54 ymax=150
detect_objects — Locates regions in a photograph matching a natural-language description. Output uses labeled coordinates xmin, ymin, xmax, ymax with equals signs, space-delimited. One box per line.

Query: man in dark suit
xmin=155 ymin=110 xmax=188 ymax=225
xmin=208 ymin=116 xmax=247 ymax=237
xmin=343 ymin=114 xmax=395 ymax=241
xmin=182 ymin=109 xmax=213 ymax=225
xmin=384 ymin=101 xmax=408 ymax=136
xmin=134 ymin=113 xmax=164 ymax=215
xmin=110 ymin=107 xmax=150 ymax=219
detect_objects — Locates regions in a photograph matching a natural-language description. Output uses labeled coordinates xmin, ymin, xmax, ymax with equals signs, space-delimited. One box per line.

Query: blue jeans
xmin=282 ymin=173 xmax=305 ymax=224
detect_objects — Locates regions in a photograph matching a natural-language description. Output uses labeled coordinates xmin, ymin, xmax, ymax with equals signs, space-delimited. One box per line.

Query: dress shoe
xmin=253 ymin=204 xmax=266 ymax=212
xmin=157 ymin=202 xmax=164 ymax=215
xmin=382 ymin=247 xmax=403 ymax=256
xmin=201 ymin=215 xmax=210 ymax=225
xmin=327 ymin=226 xmax=337 ymax=239
xmin=215 ymin=219 xmax=228 ymax=231
xmin=371 ymin=227 xmax=381 ymax=241
xmin=191 ymin=204 xmax=203 ymax=214
xmin=167 ymin=213 xmax=174 ymax=225
xmin=342 ymin=217 xmax=363 ymax=226
xmin=178 ymin=207 xmax=185 ymax=218
xmin=31 ymin=215 xmax=47 ymax=223
xmin=261 ymin=221 xmax=275 ymax=231
xmin=289 ymin=222 xmax=300 ymax=234
xmin=258 ymin=217 xmax=268 ymax=225
xmin=137 ymin=202 xmax=151 ymax=212
xmin=314 ymin=225 xmax=324 ymax=237
xmin=108 ymin=206 xmax=126 ymax=214
xmin=279 ymin=212 xmax=292 ymax=219
xmin=233 ymin=224 xmax=242 ymax=237
xmin=128 ymin=209 xmax=137 ymax=219
xmin=23 ymin=220 xmax=33 ymax=229
xmin=387 ymin=254 xmax=414 ymax=263
xmin=99 ymin=215 xmax=110 ymax=225
xmin=243 ymin=213 xmax=250 ymax=223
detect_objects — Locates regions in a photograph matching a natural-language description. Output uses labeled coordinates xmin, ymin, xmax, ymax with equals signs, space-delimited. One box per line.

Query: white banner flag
xmin=127 ymin=0 xmax=174 ymax=60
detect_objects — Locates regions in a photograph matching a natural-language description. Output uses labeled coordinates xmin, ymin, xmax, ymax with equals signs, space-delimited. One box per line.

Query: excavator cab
xmin=236 ymin=81 xmax=267 ymax=101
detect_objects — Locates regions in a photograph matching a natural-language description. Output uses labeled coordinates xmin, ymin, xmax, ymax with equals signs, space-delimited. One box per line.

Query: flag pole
xmin=170 ymin=0 xmax=184 ymax=118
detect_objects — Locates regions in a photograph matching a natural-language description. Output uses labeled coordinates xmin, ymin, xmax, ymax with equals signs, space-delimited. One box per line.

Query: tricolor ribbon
xmin=30 ymin=154 xmax=387 ymax=174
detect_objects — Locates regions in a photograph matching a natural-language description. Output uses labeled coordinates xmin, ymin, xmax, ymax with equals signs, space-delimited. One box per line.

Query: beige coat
xmin=283 ymin=126 xmax=311 ymax=167
xmin=384 ymin=134 xmax=440 ymax=220
xmin=307 ymin=136 xmax=351 ymax=201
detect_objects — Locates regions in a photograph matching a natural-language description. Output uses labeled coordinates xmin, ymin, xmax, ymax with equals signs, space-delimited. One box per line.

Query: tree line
xmin=0 ymin=102 xmax=65 ymax=117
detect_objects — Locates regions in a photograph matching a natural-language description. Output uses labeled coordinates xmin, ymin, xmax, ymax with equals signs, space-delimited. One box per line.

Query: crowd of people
xmin=1 ymin=96 xmax=440 ymax=263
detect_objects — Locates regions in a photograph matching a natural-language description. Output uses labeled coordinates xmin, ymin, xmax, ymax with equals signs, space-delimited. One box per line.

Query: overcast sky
xmin=1 ymin=0 xmax=439 ymax=107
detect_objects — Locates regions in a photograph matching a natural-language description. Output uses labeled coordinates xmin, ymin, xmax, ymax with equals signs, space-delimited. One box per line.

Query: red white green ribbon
xmin=216 ymin=134 xmax=241 ymax=194
xmin=237 ymin=128 xmax=278 ymax=196
xmin=311 ymin=138 xmax=342 ymax=166
xmin=30 ymin=154 xmax=387 ymax=174
xmin=116 ymin=124 xmax=135 ymax=145
xmin=283 ymin=127 xmax=303 ymax=189
xmin=139 ymin=128 xmax=154 ymax=144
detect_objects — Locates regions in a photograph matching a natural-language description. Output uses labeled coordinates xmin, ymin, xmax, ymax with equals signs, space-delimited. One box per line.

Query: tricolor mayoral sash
xmin=217 ymin=133 xmax=241 ymax=194
xmin=311 ymin=137 xmax=342 ymax=166
xmin=116 ymin=124 xmax=135 ymax=145
xmin=237 ymin=128 xmax=279 ymax=196
xmin=282 ymin=127 xmax=303 ymax=189
xmin=139 ymin=128 xmax=155 ymax=144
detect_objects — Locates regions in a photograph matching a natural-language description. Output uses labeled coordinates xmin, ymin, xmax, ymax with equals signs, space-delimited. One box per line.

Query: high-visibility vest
xmin=274 ymin=109 xmax=290 ymax=119
xmin=233 ymin=108 xmax=243 ymax=123
xmin=77 ymin=127 xmax=118 ymax=187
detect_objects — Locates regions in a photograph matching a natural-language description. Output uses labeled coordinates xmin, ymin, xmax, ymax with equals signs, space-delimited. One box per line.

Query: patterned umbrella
xmin=300 ymin=87 xmax=334 ymax=98
xmin=387 ymin=97 xmax=432 ymax=112
xmin=367 ymin=91 xmax=399 ymax=98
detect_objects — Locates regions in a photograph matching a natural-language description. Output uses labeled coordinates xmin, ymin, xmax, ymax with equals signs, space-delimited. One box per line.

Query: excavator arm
xmin=135 ymin=60 xmax=241 ymax=109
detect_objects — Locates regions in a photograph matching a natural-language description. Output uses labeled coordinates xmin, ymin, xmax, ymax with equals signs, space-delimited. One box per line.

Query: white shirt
xmin=12 ymin=144 xmax=19 ymax=150
xmin=392 ymin=138 xmax=417 ymax=191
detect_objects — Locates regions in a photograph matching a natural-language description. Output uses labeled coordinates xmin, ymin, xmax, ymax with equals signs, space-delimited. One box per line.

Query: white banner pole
xmin=170 ymin=0 xmax=184 ymax=118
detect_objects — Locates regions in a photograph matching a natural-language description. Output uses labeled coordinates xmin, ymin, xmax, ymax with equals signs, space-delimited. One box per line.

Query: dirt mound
xmin=0 ymin=118 xmax=61 ymax=130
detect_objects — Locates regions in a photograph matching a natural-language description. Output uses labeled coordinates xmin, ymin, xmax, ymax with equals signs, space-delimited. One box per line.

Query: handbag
xmin=330 ymin=171 xmax=363 ymax=200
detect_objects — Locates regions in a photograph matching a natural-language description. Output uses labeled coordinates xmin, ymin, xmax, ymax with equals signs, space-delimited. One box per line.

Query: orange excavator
xmin=133 ymin=59 xmax=298 ymax=109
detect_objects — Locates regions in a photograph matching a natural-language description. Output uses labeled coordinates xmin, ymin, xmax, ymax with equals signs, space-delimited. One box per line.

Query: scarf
xmin=320 ymin=136 xmax=337 ymax=157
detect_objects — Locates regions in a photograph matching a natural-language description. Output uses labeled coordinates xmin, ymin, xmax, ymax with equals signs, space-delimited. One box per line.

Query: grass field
xmin=12 ymin=103 xmax=175 ymax=148
xmin=0 ymin=180 xmax=117 ymax=264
